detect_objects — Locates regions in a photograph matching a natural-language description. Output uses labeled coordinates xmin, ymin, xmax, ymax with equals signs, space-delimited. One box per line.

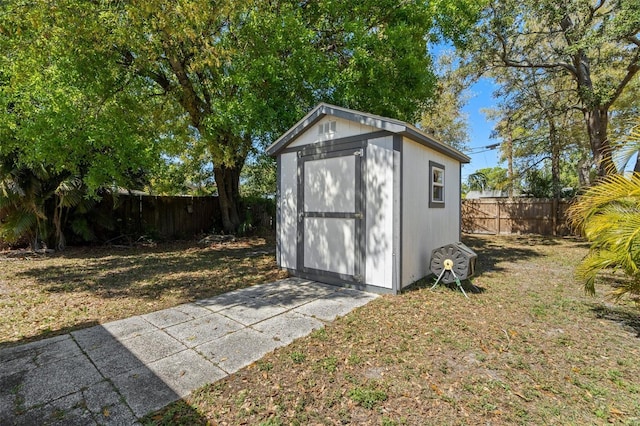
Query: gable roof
xmin=266 ymin=103 xmax=470 ymax=163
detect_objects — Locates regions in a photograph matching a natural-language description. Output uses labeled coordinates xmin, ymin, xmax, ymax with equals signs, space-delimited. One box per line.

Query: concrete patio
xmin=0 ymin=278 xmax=378 ymax=425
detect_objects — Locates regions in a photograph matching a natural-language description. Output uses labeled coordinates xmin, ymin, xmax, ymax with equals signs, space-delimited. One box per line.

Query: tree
xmin=487 ymin=66 xmax=589 ymax=193
xmin=0 ymin=0 xmax=164 ymax=248
xmin=241 ymin=153 xmax=277 ymax=198
xmin=111 ymin=0 xmax=447 ymax=232
xmin=467 ymin=167 xmax=510 ymax=192
xmin=468 ymin=0 xmax=640 ymax=176
xmin=2 ymin=0 xmax=482 ymax=237
xmin=420 ymin=52 xmax=471 ymax=151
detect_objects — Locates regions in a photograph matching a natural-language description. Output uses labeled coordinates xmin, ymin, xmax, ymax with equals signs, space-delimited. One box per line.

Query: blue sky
xmin=429 ymin=43 xmax=506 ymax=183
xmin=460 ymin=77 xmax=502 ymax=182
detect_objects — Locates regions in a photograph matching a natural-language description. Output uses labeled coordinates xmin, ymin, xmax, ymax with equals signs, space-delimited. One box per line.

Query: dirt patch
xmin=145 ymin=234 xmax=640 ymax=425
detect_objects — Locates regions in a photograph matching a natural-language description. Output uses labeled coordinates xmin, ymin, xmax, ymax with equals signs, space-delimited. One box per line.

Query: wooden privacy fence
xmin=461 ymin=198 xmax=573 ymax=236
xmin=104 ymin=194 xmax=222 ymax=240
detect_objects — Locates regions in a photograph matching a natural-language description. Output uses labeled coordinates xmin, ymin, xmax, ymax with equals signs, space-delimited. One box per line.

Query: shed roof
xmin=266 ymin=103 xmax=470 ymax=163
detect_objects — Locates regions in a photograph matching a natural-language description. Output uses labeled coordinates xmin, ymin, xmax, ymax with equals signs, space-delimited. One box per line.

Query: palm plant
xmin=0 ymin=154 xmax=89 ymax=250
xmin=568 ymin=117 xmax=640 ymax=301
xmin=0 ymin=158 xmax=50 ymax=249
xmin=568 ymin=174 xmax=640 ymax=300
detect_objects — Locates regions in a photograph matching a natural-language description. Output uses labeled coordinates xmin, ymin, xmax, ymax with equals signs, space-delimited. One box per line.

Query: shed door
xmin=298 ymin=149 xmax=364 ymax=282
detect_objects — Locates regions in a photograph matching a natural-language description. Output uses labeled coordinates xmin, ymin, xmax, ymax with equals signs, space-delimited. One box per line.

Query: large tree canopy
xmin=117 ymin=0 xmax=443 ymax=231
xmin=0 ymin=0 xmax=167 ymax=248
xmin=1 ymin=0 xmax=483 ymax=243
xmin=467 ymin=0 xmax=640 ymax=177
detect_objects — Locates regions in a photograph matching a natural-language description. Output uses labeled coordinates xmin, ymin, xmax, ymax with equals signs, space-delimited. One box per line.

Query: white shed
xmin=267 ymin=103 xmax=470 ymax=294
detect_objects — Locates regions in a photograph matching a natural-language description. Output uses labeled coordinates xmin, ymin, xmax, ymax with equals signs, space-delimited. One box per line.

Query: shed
xmin=267 ymin=103 xmax=470 ymax=294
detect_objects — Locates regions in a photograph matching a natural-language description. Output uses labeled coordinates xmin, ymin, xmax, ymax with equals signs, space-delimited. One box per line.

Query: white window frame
xmin=317 ymin=120 xmax=336 ymax=141
xmin=429 ymin=161 xmax=445 ymax=208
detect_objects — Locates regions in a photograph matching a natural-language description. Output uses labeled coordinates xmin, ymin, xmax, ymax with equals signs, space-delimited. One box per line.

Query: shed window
xmin=317 ymin=120 xmax=336 ymax=140
xmin=429 ymin=161 xmax=445 ymax=208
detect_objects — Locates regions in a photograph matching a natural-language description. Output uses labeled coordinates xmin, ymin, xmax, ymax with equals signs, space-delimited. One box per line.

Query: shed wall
xmin=288 ymin=116 xmax=377 ymax=148
xmin=401 ymin=138 xmax=461 ymax=288
xmin=279 ymin=152 xmax=298 ymax=269
xmin=365 ymin=136 xmax=395 ymax=289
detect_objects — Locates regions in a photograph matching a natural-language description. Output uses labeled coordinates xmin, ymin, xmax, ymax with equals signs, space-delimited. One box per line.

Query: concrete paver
xmin=164 ymin=312 xmax=243 ymax=348
xmin=220 ymin=299 xmax=288 ymax=325
xmin=196 ymin=327 xmax=281 ymax=374
xmin=0 ymin=278 xmax=378 ymax=425
xmin=20 ymin=354 xmax=103 ymax=409
xmin=294 ymin=289 xmax=378 ymax=321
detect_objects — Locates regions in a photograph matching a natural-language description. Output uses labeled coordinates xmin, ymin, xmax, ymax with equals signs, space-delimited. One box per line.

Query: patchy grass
xmin=144 ymin=234 xmax=640 ymax=425
xmin=0 ymin=237 xmax=286 ymax=348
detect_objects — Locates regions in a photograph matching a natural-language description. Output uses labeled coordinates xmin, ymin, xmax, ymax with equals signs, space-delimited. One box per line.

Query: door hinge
xmin=354 ymin=212 xmax=363 ymax=219
xmin=354 ymin=149 xmax=363 ymax=156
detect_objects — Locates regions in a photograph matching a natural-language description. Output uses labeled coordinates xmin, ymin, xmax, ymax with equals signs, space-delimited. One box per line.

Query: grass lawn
xmin=0 ymin=236 xmax=286 ymax=348
xmin=142 ymin=234 xmax=640 ymax=425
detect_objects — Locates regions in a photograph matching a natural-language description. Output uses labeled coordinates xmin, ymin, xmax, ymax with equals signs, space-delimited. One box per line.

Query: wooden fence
xmin=461 ymin=198 xmax=573 ymax=236
xmin=1 ymin=194 xmax=275 ymax=247
xmin=103 ymin=194 xmax=223 ymax=240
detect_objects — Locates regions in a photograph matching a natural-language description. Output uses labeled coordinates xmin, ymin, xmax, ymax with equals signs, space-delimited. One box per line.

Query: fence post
xmin=496 ymin=201 xmax=501 ymax=235
xmin=552 ymin=198 xmax=558 ymax=236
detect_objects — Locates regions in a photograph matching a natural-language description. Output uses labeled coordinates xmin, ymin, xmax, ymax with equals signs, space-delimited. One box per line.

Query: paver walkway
xmin=0 ymin=278 xmax=377 ymax=425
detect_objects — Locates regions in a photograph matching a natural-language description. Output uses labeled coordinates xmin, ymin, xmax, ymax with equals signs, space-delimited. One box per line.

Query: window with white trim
xmin=429 ymin=161 xmax=445 ymax=208
xmin=317 ymin=120 xmax=336 ymax=141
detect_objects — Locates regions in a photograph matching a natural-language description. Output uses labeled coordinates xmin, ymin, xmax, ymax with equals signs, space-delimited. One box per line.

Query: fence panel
xmin=462 ymin=198 xmax=572 ymax=236
xmin=106 ymin=194 xmax=222 ymax=239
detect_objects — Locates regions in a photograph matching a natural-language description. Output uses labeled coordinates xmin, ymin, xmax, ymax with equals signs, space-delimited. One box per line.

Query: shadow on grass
xmin=14 ymin=240 xmax=278 ymax=301
xmin=404 ymin=276 xmax=486 ymax=296
xmin=462 ymin=234 xmax=544 ymax=276
xmin=591 ymin=304 xmax=640 ymax=338
xmin=0 ymin=321 xmax=100 ymax=351
xmin=140 ymin=400 xmax=209 ymax=426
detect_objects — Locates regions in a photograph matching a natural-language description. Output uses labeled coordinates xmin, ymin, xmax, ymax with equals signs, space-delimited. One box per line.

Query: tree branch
xmin=605 ymin=49 xmax=640 ymax=109
xmin=495 ymin=28 xmax=576 ymax=74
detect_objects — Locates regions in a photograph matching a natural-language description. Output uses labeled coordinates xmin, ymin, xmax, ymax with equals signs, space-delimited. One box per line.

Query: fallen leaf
xmin=609 ymin=407 xmax=624 ymax=416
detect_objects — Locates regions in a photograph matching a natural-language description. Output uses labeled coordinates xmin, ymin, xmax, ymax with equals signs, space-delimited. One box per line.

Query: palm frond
xmin=0 ymin=210 xmax=37 ymax=243
xmin=568 ymin=173 xmax=640 ymax=299
xmin=611 ymin=118 xmax=640 ymax=173
xmin=567 ymin=174 xmax=640 ymax=230
xmin=70 ymin=217 xmax=96 ymax=242
xmin=55 ymin=177 xmax=84 ymax=208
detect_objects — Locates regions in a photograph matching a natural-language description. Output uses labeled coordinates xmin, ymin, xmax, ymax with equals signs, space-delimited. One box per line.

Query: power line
xmin=464 ymin=142 xmax=502 ymax=155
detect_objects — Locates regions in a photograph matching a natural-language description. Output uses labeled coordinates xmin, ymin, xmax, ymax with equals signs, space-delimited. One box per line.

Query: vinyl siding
xmin=401 ymin=137 xmax=461 ymax=288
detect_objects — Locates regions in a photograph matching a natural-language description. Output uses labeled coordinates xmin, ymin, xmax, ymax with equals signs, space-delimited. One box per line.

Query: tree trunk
xmin=584 ymin=107 xmax=613 ymax=177
xmin=214 ymin=162 xmax=243 ymax=233
xmin=549 ymin=121 xmax=562 ymax=199
xmin=577 ymin=156 xmax=592 ymax=187
xmin=506 ymin=132 xmax=514 ymax=198
xmin=53 ymin=199 xmax=66 ymax=251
